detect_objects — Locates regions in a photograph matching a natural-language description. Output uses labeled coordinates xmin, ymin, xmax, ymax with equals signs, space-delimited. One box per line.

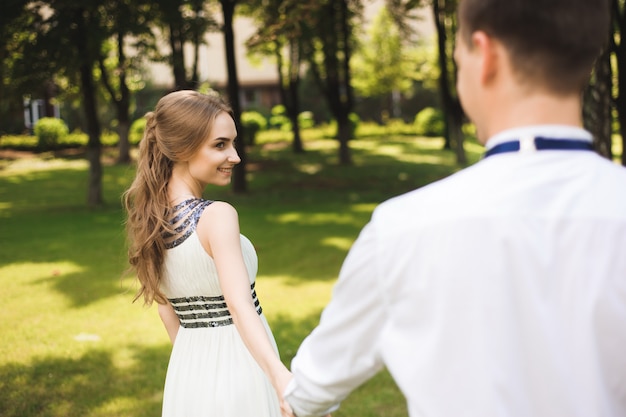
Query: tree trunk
xmin=302 ymin=0 xmax=353 ymax=165
xmin=43 ymin=80 xmax=56 ymax=117
xmin=337 ymin=0 xmax=353 ymax=165
xmin=433 ymin=0 xmax=450 ymax=149
xmin=337 ymin=114 xmax=351 ymax=164
xmin=288 ymin=76 xmax=304 ymax=153
xmin=584 ymin=46 xmax=613 ymax=159
xmin=190 ymin=1 xmax=202 ymax=88
xmin=76 ymin=12 xmax=103 ymax=207
xmin=170 ymin=21 xmax=188 ymax=90
xmin=433 ymin=0 xmax=466 ymax=164
xmin=116 ymin=31 xmax=131 ymax=164
xmin=450 ymin=99 xmax=466 ymax=165
xmin=221 ymin=0 xmax=247 ymax=193
xmin=287 ymin=39 xmax=303 ymax=153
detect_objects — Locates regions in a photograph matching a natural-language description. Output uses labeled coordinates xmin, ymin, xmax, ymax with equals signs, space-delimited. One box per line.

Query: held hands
xmin=275 ymin=372 xmax=331 ymax=417
xmin=280 ymin=397 xmax=295 ymax=417
xmin=274 ymin=369 xmax=296 ymax=417
xmin=280 ymin=401 xmax=331 ymax=417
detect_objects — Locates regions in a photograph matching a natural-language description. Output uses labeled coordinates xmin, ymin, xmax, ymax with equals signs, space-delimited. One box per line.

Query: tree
xmin=33 ymin=0 xmax=111 ymax=207
xmin=611 ymin=0 xmax=626 ymax=166
xmin=98 ymin=0 xmax=155 ymax=164
xmin=584 ymin=44 xmax=613 ymax=159
xmin=0 ymin=1 xmax=51 ymax=134
xmin=302 ymin=0 xmax=361 ymax=165
xmin=155 ymin=0 xmax=217 ymax=90
xmin=245 ymin=0 xmax=306 ymax=153
xmin=219 ymin=0 xmax=247 ymax=192
xmin=351 ymin=6 xmax=417 ymax=119
xmin=432 ymin=0 xmax=466 ymax=164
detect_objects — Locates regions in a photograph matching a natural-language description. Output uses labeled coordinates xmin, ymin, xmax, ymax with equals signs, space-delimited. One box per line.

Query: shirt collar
xmin=485 ymin=125 xmax=593 ymax=150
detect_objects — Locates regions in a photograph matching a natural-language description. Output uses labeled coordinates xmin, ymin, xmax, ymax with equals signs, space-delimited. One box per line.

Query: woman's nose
xmin=228 ymin=148 xmax=241 ymax=164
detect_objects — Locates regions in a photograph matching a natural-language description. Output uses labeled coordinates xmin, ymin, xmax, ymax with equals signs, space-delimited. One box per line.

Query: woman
xmin=123 ymin=90 xmax=291 ymax=417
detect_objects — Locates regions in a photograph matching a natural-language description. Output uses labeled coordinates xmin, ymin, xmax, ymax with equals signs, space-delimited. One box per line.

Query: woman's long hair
xmin=122 ymin=90 xmax=233 ymax=305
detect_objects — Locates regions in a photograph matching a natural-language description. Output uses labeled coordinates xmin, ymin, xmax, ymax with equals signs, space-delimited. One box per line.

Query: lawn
xmin=0 ymin=131 xmax=483 ymax=417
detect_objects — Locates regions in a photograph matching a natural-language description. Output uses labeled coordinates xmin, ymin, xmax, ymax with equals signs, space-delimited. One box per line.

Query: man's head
xmin=454 ymin=0 xmax=610 ymax=141
xmin=457 ymin=0 xmax=610 ymax=95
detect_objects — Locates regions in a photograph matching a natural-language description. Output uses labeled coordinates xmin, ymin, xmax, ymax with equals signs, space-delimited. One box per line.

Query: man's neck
xmin=480 ymin=90 xmax=583 ymax=143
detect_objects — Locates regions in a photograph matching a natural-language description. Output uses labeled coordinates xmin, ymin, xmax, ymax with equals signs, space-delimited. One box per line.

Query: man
xmin=283 ymin=0 xmax=626 ymax=416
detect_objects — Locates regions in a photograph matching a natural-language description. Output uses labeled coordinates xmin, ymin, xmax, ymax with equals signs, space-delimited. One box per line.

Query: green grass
xmin=0 ymin=131 xmax=481 ymax=417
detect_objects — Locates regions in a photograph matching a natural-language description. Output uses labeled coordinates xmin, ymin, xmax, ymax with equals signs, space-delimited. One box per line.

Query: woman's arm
xmin=197 ymin=202 xmax=292 ymax=408
xmin=158 ymin=301 xmax=180 ymax=344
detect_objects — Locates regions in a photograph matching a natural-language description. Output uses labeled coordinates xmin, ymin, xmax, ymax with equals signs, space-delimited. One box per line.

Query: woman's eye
xmin=216 ymin=142 xmax=225 ymax=149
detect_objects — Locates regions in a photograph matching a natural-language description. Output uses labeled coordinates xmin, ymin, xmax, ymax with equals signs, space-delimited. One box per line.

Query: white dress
xmin=159 ymin=198 xmax=281 ymax=417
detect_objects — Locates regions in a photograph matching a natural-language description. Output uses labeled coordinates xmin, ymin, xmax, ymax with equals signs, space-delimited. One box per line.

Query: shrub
xmin=298 ymin=111 xmax=315 ymax=129
xmin=414 ymin=107 xmax=445 ymax=137
xmin=0 ymin=135 xmax=37 ymax=149
xmin=241 ymin=111 xmax=268 ymax=145
xmin=348 ymin=112 xmax=361 ymax=138
xmin=61 ymin=131 xmax=87 ymax=147
xmin=269 ymin=104 xmax=291 ymax=131
xmin=100 ymin=131 xmax=119 ymax=147
xmin=34 ymin=117 xmax=69 ymax=150
xmin=129 ymin=118 xmax=147 ymax=145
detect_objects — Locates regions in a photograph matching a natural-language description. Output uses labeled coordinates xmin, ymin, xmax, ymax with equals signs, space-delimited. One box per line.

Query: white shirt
xmin=285 ymin=126 xmax=626 ymax=417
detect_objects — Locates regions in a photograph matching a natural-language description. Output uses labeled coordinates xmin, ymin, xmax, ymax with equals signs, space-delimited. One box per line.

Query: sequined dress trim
xmin=163 ymin=198 xmax=263 ymax=329
xmin=169 ymin=282 xmax=263 ymax=328
xmin=163 ymin=198 xmax=213 ymax=249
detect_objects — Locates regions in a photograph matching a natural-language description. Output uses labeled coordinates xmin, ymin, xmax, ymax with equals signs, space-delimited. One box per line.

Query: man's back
xmin=374 ymin=143 xmax=626 ymax=416
xmin=283 ymin=1 xmax=622 ymax=415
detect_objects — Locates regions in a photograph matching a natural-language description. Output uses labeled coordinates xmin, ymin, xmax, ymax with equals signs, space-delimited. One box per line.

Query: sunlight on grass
xmin=1 ymin=132 xmax=483 ymax=417
xmin=351 ymin=202 xmax=378 ymax=212
xmin=1 ymin=261 xmax=86 ymax=292
xmin=0 ymin=157 xmax=87 ymax=176
xmin=1 ymin=261 xmax=87 ymax=363
xmin=297 ymin=162 xmax=323 ymax=174
xmin=1 ymin=125 xmax=620 ymax=417
xmin=258 ymin=276 xmax=332 ymax=314
xmin=270 ymin=211 xmax=366 ymax=227
xmin=321 ymin=236 xmax=354 ymax=251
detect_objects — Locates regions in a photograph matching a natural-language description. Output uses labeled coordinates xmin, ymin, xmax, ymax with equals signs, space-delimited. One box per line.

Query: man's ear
xmin=471 ymin=31 xmax=499 ymax=85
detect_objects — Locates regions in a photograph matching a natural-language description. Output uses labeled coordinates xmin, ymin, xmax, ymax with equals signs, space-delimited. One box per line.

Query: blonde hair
xmin=123 ymin=90 xmax=233 ymax=305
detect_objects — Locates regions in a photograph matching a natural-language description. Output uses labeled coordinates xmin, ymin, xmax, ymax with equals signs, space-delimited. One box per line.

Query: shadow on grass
xmin=0 ymin=309 xmax=409 ymax=417
xmin=240 ymin=137 xmax=464 ymax=205
xmin=249 ymin=205 xmax=370 ymax=283
xmin=0 ymin=205 xmax=130 ymax=307
xmin=0 ymin=345 xmax=168 ymax=417
xmin=270 ymin=310 xmax=409 ymax=417
xmin=0 ymin=137 xmax=474 ymax=305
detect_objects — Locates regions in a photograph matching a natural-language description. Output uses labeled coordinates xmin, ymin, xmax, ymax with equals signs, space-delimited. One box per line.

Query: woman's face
xmin=187 ymin=112 xmax=240 ymax=187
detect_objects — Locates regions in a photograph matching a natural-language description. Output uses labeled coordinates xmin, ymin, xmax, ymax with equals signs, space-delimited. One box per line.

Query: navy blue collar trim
xmin=484 ymin=137 xmax=594 ymax=158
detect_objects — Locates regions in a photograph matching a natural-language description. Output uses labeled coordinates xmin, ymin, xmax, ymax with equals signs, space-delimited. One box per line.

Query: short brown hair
xmin=458 ymin=0 xmax=610 ymax=94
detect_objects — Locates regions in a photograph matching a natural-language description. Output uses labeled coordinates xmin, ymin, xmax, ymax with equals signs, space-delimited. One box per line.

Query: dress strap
xmin=163 ymin=198 xmax=213 ymax=249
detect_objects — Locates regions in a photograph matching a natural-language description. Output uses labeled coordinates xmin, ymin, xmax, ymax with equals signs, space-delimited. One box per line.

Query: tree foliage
xmin=2 ymin=0 xmax=624 ymax=210
xmin=154 ymin=0 xmax=218 ymax=90
xmin=244 ymin=0 xmax=307 ymax=153
xmin=611 ymin=0 xmax=626 ymax=165
xmin=97 ymin=0 xmax=156 ymax=163
xmin=352 ymin=6 xmax=416 ymax=98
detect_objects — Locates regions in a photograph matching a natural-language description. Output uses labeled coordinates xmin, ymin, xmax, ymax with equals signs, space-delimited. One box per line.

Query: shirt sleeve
xmin=284 ymin=221 xmax=386 ymax=417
